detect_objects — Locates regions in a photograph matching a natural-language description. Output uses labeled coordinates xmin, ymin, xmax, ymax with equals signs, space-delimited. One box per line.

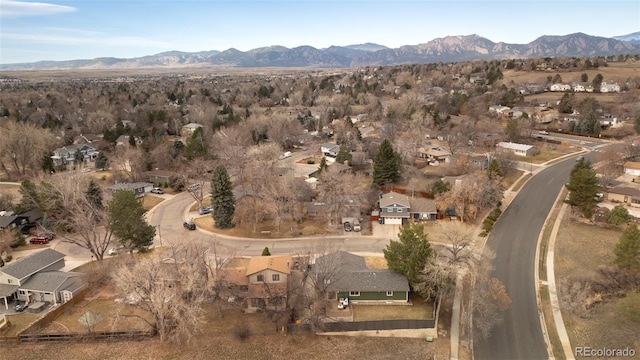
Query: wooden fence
xmin=18 ymin=286 xmax=90 ymax=336
xmin=19 ymin=329 xmax=155 ymax=343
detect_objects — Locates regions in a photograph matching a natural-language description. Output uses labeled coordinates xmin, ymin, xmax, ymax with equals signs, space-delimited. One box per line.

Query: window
xmin=19 ymin=290 xmax=26 ymax=295
xmin=251 ymin=298 xmax=265 ymax=308
xmin=256 ymin=275 xmax=264 ymax=282
xmin=387 ymin=291 xmax=394 ymax=296
xmin=349 ymin=291 xmax=360 ymax=296
xmin=272 ymin=274 xmax=280 ymax=281
xmin=323 ymin=278 xmax=331 ymax=285
xmin=7 ymin=279 xmax=12 ymax=284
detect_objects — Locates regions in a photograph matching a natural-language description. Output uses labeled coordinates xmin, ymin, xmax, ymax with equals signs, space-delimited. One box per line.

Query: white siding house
xmin=497 ymin=142 xmax=538 ymax=157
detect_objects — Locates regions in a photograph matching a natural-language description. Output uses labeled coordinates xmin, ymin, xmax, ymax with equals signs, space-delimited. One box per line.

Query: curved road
xmin=475 ymin=156 xmax=584 ymax=359
xmin=147 ymin=191 xmax=392 ymax=255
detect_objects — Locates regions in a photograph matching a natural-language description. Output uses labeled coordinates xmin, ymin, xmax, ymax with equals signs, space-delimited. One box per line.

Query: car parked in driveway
xmin=184 ymin=221 xmax=196 ymax=230
xmin=15 ymin=303 xmax=28 ymax=312
xmin=343 ymin=222 xmax=352 ymax=232
xmin=198 ymin=206 xmax=213 ymax=215
xmin=150 ymin=187 xmax=164 ymax=194
xmin=30 ymin=235 xmax=51 ymax=244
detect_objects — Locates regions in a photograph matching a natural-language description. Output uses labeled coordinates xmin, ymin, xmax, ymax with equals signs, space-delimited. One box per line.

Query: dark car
xmin=183 ymin=221 xmax=196 ymax=231
xmin=30 ymin=236 xmax=49 ymax=244
xmin=343 ymin=222 xmax=352 ymax=232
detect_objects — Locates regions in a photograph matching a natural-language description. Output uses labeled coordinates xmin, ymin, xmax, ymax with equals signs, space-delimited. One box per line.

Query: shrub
xmin=482 ymin=217 xmax=495 ymax=231
xmin=488 ymin=208 xmax=502 ymax=222
xmin=5 ymin=255 xmax=12 ymax=263
xmin=234 ymin=323 xmax=251 ymax=341
xmin=307 ymin=159 xmax=315 ymax=164
xmin=10 ymin=232 xmax=26 ymax=248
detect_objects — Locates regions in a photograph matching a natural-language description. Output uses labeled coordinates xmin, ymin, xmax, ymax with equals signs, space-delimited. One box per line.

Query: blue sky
xmin=1 ymin=0 xmax=639 ymax=65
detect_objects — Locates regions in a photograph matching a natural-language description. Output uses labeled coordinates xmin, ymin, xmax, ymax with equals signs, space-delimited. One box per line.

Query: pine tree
xmin=318 ymin=156 xmax=328 ymax=174
xmin=335 ymin=145 xmax=352 ymax=165
xmin=95 ymin=152 xmax=108 ymax=170
xmin=107 ymin=190 xmax=155 ymax=252
xmin=184 ymin=127 xmax=206 ymax=160
xmin=566 ymin=160 xmax=600 ymax=218
xmin=86 ymin=180 xmax=103 ymax=210
xmin=262 ymin=247 xmax=271 ymax=256
xmin=607 ymin=205 xmax=631 ymax=227
xmin=614 ymin=224 xmax=640 ymax=270
xmin=383 ymin=222 xmax=433 ymax=288
xmin=41 ymin=152 xmax=55 ymax=174
xmin=210 ymin=165 xmax=235 ymax=229
xmin=486 ymin=158 xmax=503 ymax=179
xmin=373 ymin=139 xmax=401 ymax=186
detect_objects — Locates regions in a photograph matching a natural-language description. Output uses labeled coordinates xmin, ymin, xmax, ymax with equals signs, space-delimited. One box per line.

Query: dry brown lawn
xmin=555 ymin=215 xmax=640 ymax=352
xmin=502 ymin=169 xmax=525 ymax=189
xmin=0 ymin=183 xmax=21 ymax=202
xmin=530 ymin=144 xmax=579 ymax=164
xmin=364 ymin=256 xmax=388 ymax=269
xmin=142 ymin=194 xmax=165 ymax=211
xmin=353 ymin=302 xmax=434 ymax=321
xmin=1 ymin=312 xmax=41 ymax=337
xmin=193 ymin=215 xmax=333 ymax=238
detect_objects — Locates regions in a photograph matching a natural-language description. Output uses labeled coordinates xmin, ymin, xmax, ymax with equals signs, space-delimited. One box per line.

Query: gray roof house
xmin=51 ymin=143 xmax=99 ymax=166
xmin=313 ymin=251 xmax=409 ymax=304
xmin=0 ymin=249 xmax=84 ymax=310
xmin=106 ymin=182 xmax=154 ymax=197
xmin=379 ymin=192 xmax=410 ymax=224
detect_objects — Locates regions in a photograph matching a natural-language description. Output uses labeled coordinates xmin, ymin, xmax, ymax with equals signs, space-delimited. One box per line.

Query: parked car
xmin=151 ymin=187 xmax=164 ymax=194
xmin=538 ymin=130 xmax=549 ymax=135
xmin=198 ymin=206 xmax=213 ymax=215
xmin=576 ymin=155 xmax=585 ymax=162
xmin=353 ymin=223 xmax=361 ymax=232
xmin=15 ymin=303 xmax=28 ymax=312
xmin=343 ymin=222 xmax=352 ymax=232
xmin=30 ymin=236 xmax=50 ymax=244
xmin=183 ymin=221 xmax=196 ymax=231
xmin=108 ymin=248 xmax=118 ymax=256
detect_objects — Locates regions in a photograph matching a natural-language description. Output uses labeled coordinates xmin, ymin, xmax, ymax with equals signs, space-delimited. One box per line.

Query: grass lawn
xmin=193 ymin=215 xmax=332 ymax=238
xmin=1 ymin=313 xmax=41 ymax=337
xmin=353 ymin=300 xmax=434 ymax=321
xmin=142 ymin=194 xmax=165 ymax=211
xmin=555 ymin=214 xmax=640 ymax=353
xmin=529 ymin=145 xmax=579 ymax=164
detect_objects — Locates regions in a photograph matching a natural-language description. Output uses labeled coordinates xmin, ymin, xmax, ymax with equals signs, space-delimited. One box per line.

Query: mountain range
xmin=2 ymin=32 xmax=639 ymax=71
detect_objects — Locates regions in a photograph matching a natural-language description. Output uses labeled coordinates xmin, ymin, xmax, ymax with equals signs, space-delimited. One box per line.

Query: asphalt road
xmin=474 ymin=155 xmax=582 ymax=359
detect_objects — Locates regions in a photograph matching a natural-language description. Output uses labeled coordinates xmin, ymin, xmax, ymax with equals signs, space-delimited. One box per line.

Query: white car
xmin=538 ymin=130 xmax=549 ymax=135
xmin=108 ymin=248 xmax=118 ymax=256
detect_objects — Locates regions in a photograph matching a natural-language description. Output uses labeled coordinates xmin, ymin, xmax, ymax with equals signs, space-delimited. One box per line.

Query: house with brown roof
xmin=607 ymin=187 xmax=640 ymax=207
xmin=246 ymin=255 xmax=292 ymax=311
xmin=623 ymin=162 xmax=640 ymax=177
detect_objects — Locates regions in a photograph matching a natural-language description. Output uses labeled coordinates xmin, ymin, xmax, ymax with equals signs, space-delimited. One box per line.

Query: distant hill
xmin=613 ymin=31 xmax=640 ymax=45
xmin=2 ymin=32 xmax=639 ymax=71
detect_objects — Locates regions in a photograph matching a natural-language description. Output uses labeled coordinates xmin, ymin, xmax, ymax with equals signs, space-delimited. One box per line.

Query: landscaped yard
xmin=555 ymin=214 xmax=640 ymax=354
xmin=353 ymin=301 xmax=434 ymax=321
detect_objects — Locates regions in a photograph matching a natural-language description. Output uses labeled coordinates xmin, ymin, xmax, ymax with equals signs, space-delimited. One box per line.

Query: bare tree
xmin=0 ymin=120 xmax=58 ymax=178
xmin=112 ymin=242 xmax=209 ymax=343
xmin=596 ymin=145 xmax=624 ymax=188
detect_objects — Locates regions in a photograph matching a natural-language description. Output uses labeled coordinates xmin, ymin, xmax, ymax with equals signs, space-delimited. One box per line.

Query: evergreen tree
xmin=634 ymin=116 xmax=640 ymax=134
xmin=607 ymin=204 xmax=631 ymax=228
xmin=614 ymin=224 xmax=640 ymax=270
xmin=95 ymin=152 xmax=108 ymax=170
xmin=107 ymin=190 xmax=155 ymax=252
xmin=383 ymin=222 xmax=433 ymax=288
xmin=430 ymin=179 xmax=451 ymax=196
xmin=565 ymin=160 xmax=600 ymax=218
xmin=335 ymin=145 xmax=352 ymax=165
xmin=486 ymin=158 xmax=503 ymax=179
xmin=41 ymin=152 xmax=55 ymax=174
xmin=262 ymin=247 xmax=271 ymax=256
xmin=184 ymin=127 xmax=206 ymax=160
xmin=86 ymin=180 xmax=103 ymax=210
xmin=210 ymin=165 xmax=235 ymax=229
xmin=373 ymin=139 xmax=401 ymax=186
xmin=128 ymin=134 xmax=137 ymax=147
xmin=318 ymin=157 xmax=328 ymax=174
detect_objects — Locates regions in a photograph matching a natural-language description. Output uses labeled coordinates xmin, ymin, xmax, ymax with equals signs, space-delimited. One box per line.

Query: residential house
xmin=600 ymin=114 xmax=622 ymax=128
xmin=0 ymin=249 xmax=85 ymax=310
xmin=497 ymin=142 xmax=538 ymax=157
xmin=379 ymin=192 xmax=410 ymax=225
xmin=488 ymin=105 xmax=511 ymax=116
xmin=550 ymin=84 xmax=572 ymax=92
xmin=470 ymin=133 xmax=503 ymax=147
xmin=409 ymin=197 xmax=437 ymax=220
xmin=468 ymin=154 xmax=491 ymax=170
xmin=115 ymin=135 xmax=143 ymax=146
xmin=146 ymin=170 xmax=176 ymax=186
xmin=442 ymin=174 xmax=469 ymax=188
xmin=106 ymin=182 xmax=154 ymax=197
xmin=0 ymin=214 xmax=28 ymax=232
xmin=573 ymin=83 xmax=593 ymax=93
xmin=600 ymin=82 xmax=621 ymax=93
xmin=624 ymin=162 xmax=640 ymax=177
xmin=313 ymin=251 xmax=409 ymax=304
xmin=417 ymin=146 xmax=452 ymax=165
xmin=245 ymin=255 xmax=292 ymax=311
xmin=181 ymin=123 xmax=203 ymax=138
xmin=321 ymin=142 xmax=340 ymax=163
xmin=305 ymin=202 xmax=327 ymax=217
xmin=51 ymin=143 xmax=99 ymax=166
xmin=607 ymin=187 xmax=640 ymax=207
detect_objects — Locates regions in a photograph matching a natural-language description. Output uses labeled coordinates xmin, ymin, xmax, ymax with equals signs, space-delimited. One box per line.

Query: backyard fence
xmin=17 ymin=286 xmax=90 ymax=336
xmin=19 ymin=329 xmax=155 ymax=343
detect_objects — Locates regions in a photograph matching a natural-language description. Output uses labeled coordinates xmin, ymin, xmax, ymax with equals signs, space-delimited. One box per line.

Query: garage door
xmin=384 ymin=217 xmax=403 ymax=225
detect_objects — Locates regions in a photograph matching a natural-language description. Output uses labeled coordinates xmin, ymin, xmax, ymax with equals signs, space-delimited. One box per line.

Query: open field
xmin=555 ymin=215 xmax=640 ymax=354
